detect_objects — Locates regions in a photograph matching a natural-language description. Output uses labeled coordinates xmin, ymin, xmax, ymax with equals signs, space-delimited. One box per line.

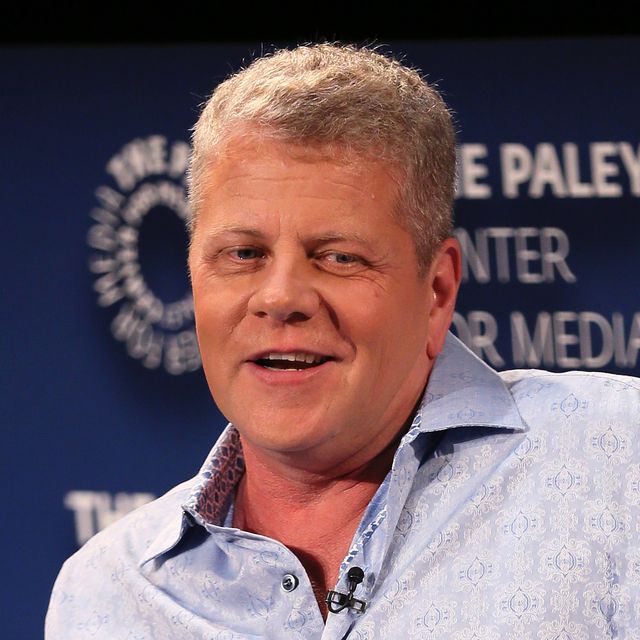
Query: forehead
xmin=197 ymin=134 xmax=402 ymax=220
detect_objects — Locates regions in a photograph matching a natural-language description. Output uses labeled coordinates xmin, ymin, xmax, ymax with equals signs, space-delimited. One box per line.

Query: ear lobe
xmin=425 ymin=237 xmax=462 ymax=360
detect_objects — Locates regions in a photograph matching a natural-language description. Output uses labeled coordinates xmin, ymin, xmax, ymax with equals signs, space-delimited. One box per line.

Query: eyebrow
xmin=202 ymin=227 xmax=372 ymax=246
xmin=312 ymin=232 xmax=372 ymax=246
xmin=202 ymin=226 xmax=267 ymax=240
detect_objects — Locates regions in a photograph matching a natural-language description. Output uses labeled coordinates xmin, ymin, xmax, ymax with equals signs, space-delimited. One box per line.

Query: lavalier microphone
xmin=325 ymin=566 xmax=367 ymax=614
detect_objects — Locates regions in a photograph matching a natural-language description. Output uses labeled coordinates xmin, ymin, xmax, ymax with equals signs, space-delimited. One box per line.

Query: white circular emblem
xmin=87 ymin=135 xmax=200 ymax=375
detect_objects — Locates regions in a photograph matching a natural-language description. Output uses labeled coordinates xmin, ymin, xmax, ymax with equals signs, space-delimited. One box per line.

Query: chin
xmin=237 ymin=417 xmax=338 ymax=456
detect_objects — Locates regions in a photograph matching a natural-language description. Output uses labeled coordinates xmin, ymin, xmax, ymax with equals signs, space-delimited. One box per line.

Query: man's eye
xmin=319 ymin=252 xmax=365 ymax=268
xmin=330 ymin=253 xmax=357 ymax=264
xmin=230 ymin=247 xmax=263 ymax=260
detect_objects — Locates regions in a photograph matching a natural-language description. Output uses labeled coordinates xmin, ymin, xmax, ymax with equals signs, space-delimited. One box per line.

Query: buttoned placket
xmin=319 ymin=432 xmax=433 ymax=639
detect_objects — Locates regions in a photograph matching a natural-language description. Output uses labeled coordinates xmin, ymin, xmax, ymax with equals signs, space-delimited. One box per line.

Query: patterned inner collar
xmin=181 ymin=426 xmax=245 ymax=527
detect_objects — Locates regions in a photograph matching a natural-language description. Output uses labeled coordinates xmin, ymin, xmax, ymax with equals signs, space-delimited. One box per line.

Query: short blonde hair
xmin=188 ymin=43 xmax=456 ymax=271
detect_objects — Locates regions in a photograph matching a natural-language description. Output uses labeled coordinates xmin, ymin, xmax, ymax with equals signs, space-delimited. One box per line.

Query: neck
xmin=232 ymin=431 xmax=403 ymax=618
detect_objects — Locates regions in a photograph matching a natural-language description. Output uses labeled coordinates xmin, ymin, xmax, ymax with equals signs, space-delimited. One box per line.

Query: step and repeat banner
xmin=2 ymin=38 xmax=639 ymax=638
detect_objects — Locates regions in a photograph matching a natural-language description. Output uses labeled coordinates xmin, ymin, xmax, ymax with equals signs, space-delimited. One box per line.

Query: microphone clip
xmin=325 ymin=566 xmax=367 ymax=614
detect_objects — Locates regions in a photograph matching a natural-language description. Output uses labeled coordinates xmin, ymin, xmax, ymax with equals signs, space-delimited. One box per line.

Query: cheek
xmin=350 ymin=288 xmax=430 ymax=358
xmin=193 ymin=299 xmax=234 ymax=365
xmin=332 ymin=290 xmax=407 ymax=357
xmin=324 ymin=287 xmax=381 ymax=341
xmin=193 ymin=277 xmax=249 ymax=334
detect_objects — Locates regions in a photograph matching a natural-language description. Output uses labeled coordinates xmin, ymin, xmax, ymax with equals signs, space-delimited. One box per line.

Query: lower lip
xmin=244 ymin=360 xmax=335 ymax=385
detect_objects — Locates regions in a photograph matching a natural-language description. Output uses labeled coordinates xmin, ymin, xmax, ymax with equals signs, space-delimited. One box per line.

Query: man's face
xmin=189 ymin=136 xmax=455 ymax=472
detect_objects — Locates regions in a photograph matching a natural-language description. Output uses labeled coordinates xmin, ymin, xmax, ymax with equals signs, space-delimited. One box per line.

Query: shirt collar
xmin=404 ymin=331 xmax=526 ymax=443
xmin=139 ymin=427 xmax=245 ymax=566
xmin=139 ymin=331 xmax=525 ymax=565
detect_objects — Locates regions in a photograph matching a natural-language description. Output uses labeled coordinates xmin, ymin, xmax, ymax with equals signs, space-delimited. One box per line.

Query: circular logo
xmin=87 ymin=135 xmax=200 ymax=375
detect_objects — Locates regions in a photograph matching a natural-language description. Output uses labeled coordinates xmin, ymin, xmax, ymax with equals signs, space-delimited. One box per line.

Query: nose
xmin=247 ymin=256 xmax=321 ymax=323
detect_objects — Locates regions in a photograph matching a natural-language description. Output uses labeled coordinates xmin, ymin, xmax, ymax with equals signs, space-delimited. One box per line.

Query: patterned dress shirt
xmin=46 ymin=333 xmax=640 ymax=639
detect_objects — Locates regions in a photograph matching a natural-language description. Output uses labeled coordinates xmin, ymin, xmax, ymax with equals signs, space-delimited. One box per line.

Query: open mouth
xmin=254 ymin=352 xmax=332 ymax=371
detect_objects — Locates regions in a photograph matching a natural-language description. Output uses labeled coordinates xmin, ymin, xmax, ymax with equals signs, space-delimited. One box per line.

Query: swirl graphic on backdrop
xmin=87 ymin=135 xmax=201 ymax=375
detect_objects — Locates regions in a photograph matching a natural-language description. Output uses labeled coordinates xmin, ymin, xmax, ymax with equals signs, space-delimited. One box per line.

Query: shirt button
xmin=281 ymin=573 xmax=299 ymax=592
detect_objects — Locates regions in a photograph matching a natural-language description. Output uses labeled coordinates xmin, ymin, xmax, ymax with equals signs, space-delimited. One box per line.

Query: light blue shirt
xmin=46 ymin=333 xmax=640 ymax=638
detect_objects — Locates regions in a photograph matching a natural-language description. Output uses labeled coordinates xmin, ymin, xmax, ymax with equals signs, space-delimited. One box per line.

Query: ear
xmin=425 ymin=237 xmax=462 ymax=360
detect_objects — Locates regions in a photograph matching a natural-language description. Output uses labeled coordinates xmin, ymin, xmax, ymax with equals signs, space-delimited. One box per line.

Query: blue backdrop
xmin=2 ymin=38 xmax=639 ymax=638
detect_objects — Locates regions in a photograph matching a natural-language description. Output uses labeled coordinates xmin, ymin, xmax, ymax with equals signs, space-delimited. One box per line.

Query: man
xmin=47 ymin=44 xmax=640 ymax=638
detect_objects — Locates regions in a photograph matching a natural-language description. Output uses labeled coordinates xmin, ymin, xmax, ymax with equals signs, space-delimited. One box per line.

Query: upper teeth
xmin=262 ymin=352 xmax=324 ymax=364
